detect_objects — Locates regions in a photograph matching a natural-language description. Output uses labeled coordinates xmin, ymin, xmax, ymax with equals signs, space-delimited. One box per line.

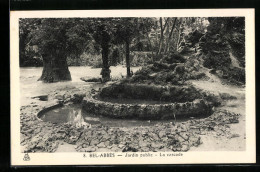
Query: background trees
xmin=113 ymin=18 xmax=155 ymax=77
xmin=21 ymin=17 xmax=239 ymax=83
xmin=19 ymin=19 xmax=42 ymax=67
xmin=19 ymin=17 xmax=208 ymax=82
xmin=88 ymin=18 xmax=115 ymax=81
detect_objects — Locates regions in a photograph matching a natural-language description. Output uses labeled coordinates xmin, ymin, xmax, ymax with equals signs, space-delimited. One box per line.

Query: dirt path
xmin=189 ymin=67 xmax=246 ymax=151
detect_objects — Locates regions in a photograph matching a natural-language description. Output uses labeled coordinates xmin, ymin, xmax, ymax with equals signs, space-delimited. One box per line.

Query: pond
xmin=39 ymin=104 xmax=205 ymax=128
xmin=40 ymin=104 xmax=178 ymax=127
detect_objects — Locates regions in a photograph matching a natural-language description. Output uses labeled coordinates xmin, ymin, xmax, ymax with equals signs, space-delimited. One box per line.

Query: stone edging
xmin=37 ymin=103 xmax=63 ymax=118
xmin=82 ymin=97 xmax=212 ymax=119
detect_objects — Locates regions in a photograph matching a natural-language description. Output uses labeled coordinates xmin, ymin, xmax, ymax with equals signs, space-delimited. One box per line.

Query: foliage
xmin=19 ymin=19 xmax=42 ymax=66
xmin=160 ymin=52 xmax=186 ymax=64
xmin=29 ymin=18 xmax=91 ymax=59
xmin=112 ymin=18 xmax=155 ymax=76
xmin=201 ymin=17 xmax=245 ymax=85
xmin=130 ymin=51 xmax=153 ymax=67
xmin=20 ymin=17 xmax=208 ymax=68
xmin=67 ymin=53 xmax=103 ymax=67
xmin=125 ymin=52 xmax=206 ymax=86
xmin=20 ymin=17 xmax=244 ymax=84
xmin=100 ymin=83 xmax=204 ymax=103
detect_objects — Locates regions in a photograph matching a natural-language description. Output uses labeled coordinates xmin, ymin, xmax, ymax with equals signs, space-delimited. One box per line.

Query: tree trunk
xmin=38 ymin=53 xmax=71 ymax=83
xmin=163 ymin=20 xmax=170 ymax=55
xmin=100 ymin=43 xmax=111 ymax=82
xmin=176 ymin=29 xmax=182 ymax=51
xmin=157 ymin=17 xmax=164 ymax=56
xmin=145 ymin=31 xmax=154 ymax=61
xmin=156 ymin=17 xmax=169 ymax=57
xmin=141 ymin=18 xmax=154 ymax=60
xmin=164 ymin=18 xmax=177 ymax=54
xmin=125 ymin=40 xmax=131 ymax=77
xmin=19 ymin=33 xmax=27 ymax=67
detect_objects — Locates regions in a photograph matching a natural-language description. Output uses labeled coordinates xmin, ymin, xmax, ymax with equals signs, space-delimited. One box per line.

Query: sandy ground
xmin=20 ymin=66 xmax=141 ymax=106
xmin=189 ymin=67 xmax=245 ymax=151
xmin=19 ymin=66 xmax=245 ymax=152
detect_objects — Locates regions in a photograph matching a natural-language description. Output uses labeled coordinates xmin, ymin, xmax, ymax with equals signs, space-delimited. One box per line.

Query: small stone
xmin=230 ymin=133 xmax=240 ymax=138
xmin=140 ymin=147 xmax=150 ymax=152
xmin=159 ymin=131 xmax=166 ymax=138
xmin=151 ymin=142 xmax=164 ymax=149
xmin=82 ymin=143 xmax=87 ymax=148
xmin=90 ymin=139 xmax=99 ymax=146
xmin=139 ymin=141 xmax=148 ymax=147
xmin=107 ymin=145 xmax=112 ymax=149
xmin=85 ymin=147 xmax=96 ymax=152
xmin=181 ymin=144 xmax=189 ymax=152
xmin=97 ymin=142 xmax=106 ymax=148
xmin=118 ymin=144 xmax=124 ymax=148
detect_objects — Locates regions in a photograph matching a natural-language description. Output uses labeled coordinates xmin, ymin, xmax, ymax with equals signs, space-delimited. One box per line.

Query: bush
xmin=20 ymin=56 xmax=43 ymax=67
xmin=203 ymin=52 xmax=231 ymax=69
xmin=99 ymin=83 xmax=209 ymax=103
xmin=222 ymin=67 xmax=245 ymax=84
xmin=67 ymin=53 xmax=103 ymax=68
xmin=161 ymin=53 xmax=186 ymax=64
xmin=130 ymin=51 xmax=153 ymax=67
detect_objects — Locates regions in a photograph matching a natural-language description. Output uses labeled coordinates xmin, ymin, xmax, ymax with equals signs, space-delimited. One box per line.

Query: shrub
xmin=161 ymin=53 xmax=186 ymax=64
xmin=99 ymin=83 xmax=213 ymax=103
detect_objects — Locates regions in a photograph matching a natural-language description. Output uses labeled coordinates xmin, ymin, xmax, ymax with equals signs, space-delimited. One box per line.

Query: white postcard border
xmin=10 ymin=9 xmax=255 ymax=165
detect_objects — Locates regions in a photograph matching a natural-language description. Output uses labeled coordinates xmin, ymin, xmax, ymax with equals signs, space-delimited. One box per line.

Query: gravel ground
xmin=19 ymin=66 xmax=245 ymax=152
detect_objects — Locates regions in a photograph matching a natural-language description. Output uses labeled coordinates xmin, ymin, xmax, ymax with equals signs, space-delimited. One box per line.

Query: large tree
xmin=89 ymin=18 xmax=114 ymax=81
xmin=114 ymin=18 xmax=153 ymax=77
xmin=29 ymin=18 xmax=90 ymax=82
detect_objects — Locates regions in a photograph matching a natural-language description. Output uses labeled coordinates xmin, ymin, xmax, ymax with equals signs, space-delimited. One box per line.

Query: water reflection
xmin=40 ymin=104 xmax=178 ymax=128
xmin=41 ymin=105 xmax=88 ymax=127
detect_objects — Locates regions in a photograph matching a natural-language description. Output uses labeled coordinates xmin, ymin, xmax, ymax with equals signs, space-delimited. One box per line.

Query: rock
xmin=122 ymin=145 xmax=138 ymax=152
xmin=139 ymin=140 xmax=148 ymax=147
xmin=118 ymin=144 xmax=125 ymax=149
xmin=82 ymin=143 xmax=88 ymax=148
xmin=90 ymin=139 xmax=99 ymax=146
xmin=180 ymin=144 xmax=190 ymax=152
xmin=174 ymin=64 xmax=185 ymax=74
xmin=219 ymin=93 xmax=237 ymax=100
xmin=71 ymin=93 xmax=86 ymax=103
xmin=55 ymin=95 xmax=64 ymax=100
xmin=80 ymin=77 xmax=101 ymax=83
xmin=151 ymin=142 xmax=164 ymax=149
xmin=160 ymin=147 xmax=173 ymax=152
xmin=209 ymin=69 xmax=216 ymax=74
xmin=140 ymin=147 xmax=150 ymax=152
xmin=32 ymin=95 xmax=48 ymax=101
xmin=97 ymin=142 xmax=106 ymax=148
xmin=85 ymin=147 xmax=96 ymax=152
xmin=110 ymin=145 xmax=121 ymax=152
xmin=150 ymin=133 xmax=160 ymax=141
xmin=229 ymin=133 xmax=240 ymax=138
xmin=158 ymin=131 xmax=166 ymax=138
xmin=96 ymin=148 xmax=112 ymax=152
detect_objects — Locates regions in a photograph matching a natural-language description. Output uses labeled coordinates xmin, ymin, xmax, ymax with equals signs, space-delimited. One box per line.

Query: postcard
xmin=10 ymin=9 xmax=255 ymax=165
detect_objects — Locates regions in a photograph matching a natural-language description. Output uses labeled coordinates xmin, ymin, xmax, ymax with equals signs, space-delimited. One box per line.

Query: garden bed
xmin=82 ymin=83 xmax=215 ymax=119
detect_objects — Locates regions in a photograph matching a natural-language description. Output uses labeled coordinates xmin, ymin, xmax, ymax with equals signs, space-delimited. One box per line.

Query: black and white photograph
xmin=10 ymin=9 xmax=255 ymax=165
